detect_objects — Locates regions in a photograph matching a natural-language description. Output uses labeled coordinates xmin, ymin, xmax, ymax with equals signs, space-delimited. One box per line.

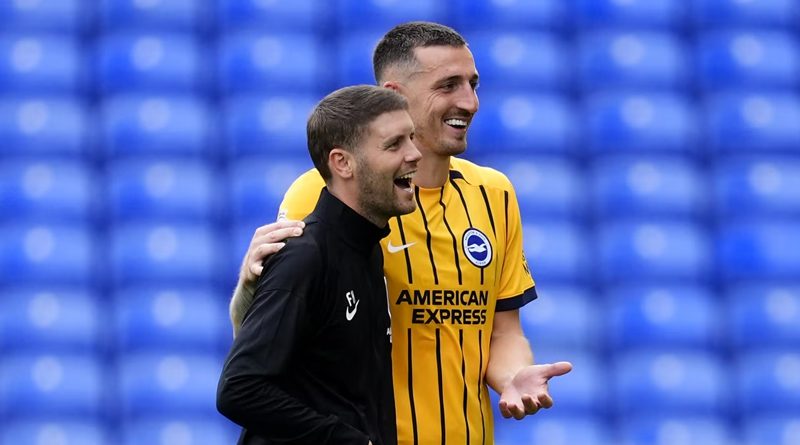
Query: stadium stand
xmin=1 ymin=2 xmax=798 ymax=443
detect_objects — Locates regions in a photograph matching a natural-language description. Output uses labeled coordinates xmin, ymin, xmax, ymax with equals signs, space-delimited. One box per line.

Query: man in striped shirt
xmin=230 ymin=21 xmax=572 ymax=445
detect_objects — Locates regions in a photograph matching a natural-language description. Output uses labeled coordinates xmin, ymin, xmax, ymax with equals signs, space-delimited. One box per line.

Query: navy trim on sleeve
xmin=495 ymin=286 xmax=538 ymax=312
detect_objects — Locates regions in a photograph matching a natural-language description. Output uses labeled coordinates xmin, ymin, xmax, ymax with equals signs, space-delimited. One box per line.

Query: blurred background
xmin=1 ymin=0 xmax=800 ymax=444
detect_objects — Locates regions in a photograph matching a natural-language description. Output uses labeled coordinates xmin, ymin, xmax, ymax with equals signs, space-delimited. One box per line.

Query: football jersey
xmin=278 ymin=157 xmax=536 ymax=445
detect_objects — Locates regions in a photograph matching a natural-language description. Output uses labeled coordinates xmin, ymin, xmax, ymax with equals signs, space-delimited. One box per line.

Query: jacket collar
xmin=313 ymin=188 xmax=390 ymax=253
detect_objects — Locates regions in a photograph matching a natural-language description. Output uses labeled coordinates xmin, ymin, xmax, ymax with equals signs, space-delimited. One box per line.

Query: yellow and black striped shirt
xmin=278 ymin=157 xmax=537 ymax=445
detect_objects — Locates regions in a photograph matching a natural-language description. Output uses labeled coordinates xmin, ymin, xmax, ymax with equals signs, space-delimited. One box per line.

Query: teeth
xmin=445 ymin=118 xmax=468 ymax=127
xmin=397 ymin=171 xmax=415 ymax=180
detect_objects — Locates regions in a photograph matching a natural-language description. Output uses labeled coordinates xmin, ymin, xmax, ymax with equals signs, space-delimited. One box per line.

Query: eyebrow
xmin=436 ymin=73 xmax=480 ymax=86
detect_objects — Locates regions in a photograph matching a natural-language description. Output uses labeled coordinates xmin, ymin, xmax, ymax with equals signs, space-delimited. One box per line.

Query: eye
xmin=470 ymin=80 xmax=480 ymax=91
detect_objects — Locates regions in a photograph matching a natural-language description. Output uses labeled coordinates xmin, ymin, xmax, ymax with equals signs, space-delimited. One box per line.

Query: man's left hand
xmin=498 ymin=361 xmax=573 ymax=420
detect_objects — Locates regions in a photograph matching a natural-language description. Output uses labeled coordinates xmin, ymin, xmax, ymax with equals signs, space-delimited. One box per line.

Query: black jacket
xmin=217 ymin=189 xmax=396 ymax=445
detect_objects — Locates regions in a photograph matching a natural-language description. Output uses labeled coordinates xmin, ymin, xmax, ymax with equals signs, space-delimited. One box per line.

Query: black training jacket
xmin=217 ymin=188 xmax=396 ymax=445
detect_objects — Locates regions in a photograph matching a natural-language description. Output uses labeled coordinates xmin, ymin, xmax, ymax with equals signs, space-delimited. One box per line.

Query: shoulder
xmin=287 ymin=169 xmax=325 ymax=196
xmin=451 ymin=157 xmax=514 ymax=192
xmin=266 ymin=221 xmax=325 ymax=271
xmin=278 ymin=169 xmax=325 ymax=221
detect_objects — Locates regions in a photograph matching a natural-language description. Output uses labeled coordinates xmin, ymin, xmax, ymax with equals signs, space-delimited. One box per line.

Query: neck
xmin=327 ymin=184 xmax=388 ymax=228
xmin=412 ymin=153 xmax=451 ymax=188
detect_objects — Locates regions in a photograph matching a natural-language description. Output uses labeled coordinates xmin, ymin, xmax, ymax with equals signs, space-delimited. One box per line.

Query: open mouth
xmin=444 ymin=118 xmax=469 ymax=130
xmin=394 ymin=171 xmax=415 ymax=191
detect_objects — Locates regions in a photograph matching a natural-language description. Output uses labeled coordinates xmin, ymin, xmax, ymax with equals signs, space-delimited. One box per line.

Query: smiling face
xmin=394 ymin=45 xmax=480 ymax=158
xmin=354 ymin=109 xmax=421 ymax=223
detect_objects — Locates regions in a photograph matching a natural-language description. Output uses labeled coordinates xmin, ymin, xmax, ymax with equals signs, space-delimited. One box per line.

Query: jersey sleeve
xmin=277 ymin=169 xmax=326 ymax=221
xmin=496 ymin=177 xmax=537 ymax=312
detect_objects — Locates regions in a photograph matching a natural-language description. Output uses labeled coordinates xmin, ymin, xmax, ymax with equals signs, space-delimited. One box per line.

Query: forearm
xmin=486 ymin=311 xmax=534 ymax=393
xmin=229 ymin=279 xmax=256 ymax=338
xmin=217 ymin=375 xmax=368 ymax=444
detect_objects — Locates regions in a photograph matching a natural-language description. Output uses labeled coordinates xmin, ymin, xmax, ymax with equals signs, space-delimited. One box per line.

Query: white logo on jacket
xmin=345 ymin=290 xmax=359 ymax=321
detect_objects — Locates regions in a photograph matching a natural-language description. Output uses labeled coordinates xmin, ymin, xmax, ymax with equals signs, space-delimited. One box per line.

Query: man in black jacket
xmin=217 ymin=85 xmax=420 ymax=445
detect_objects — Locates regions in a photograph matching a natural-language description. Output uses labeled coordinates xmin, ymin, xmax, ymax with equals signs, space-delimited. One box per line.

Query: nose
xmin=405 ymin=140 xmax=422 ymax=163
xmin=457 ymin=84 xmax=479 ymax=114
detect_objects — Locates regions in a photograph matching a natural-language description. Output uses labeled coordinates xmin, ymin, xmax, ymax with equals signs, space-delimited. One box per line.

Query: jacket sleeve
xmin=217 ymin=241 xmax=369 ymax=444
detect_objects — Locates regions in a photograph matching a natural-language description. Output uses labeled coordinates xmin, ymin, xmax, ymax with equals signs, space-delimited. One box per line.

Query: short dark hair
xmin=373 ymin=21 xmax=467 ymax=83
xmin=307 ymin=85 xmax=408 ymax=181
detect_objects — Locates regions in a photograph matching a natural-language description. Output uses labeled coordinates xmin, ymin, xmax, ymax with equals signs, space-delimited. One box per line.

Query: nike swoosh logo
xmin=345 ymin=300 xmax=359 ymax=321
xmin=387 ymin=241 xmax=416 ymax=253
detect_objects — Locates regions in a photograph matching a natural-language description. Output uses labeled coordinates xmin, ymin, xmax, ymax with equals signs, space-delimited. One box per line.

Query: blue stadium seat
xmin=495 ymin=415 xmax=612 ymax=445
xmin=96 ymin=33 xmax=207 ymax=93
xmin=223 ymin=95 xmax=316 ymax=157
xmin=597 ymin=221 xmax=712 ymax=283
xmin=0 ymin=353 xmax=106 ymax=418
xmin=728 ymin=284 xmax=800 ymax=350
xmin=118 ymin=352 xmax=222 ymax=418
xmin=717 ymin=221 xmax=800 ymax=281
xmin=696 ymin=31 xmax=800 ymax=90
xmin=583 ymin=92 xmax=699 ymax=154
xmin=122 ymin=418 xmax=238 ymax=445
xmin=335 ymin=0 xmax=445 ymax=31
xmin=1 ymin=419 xmax=108 ymax=445
xmin=468 ymin=93 xmax=577 ymax=155
xmin=99 ymin=0 xmax=210 ymax=32
xmin=619 ymin=416 xmax=735 ymax=445
xmin=101 ymin=95 xmax=213 ymax=157
xmin=229 ymin=157 xmax=314 ymax=226
xmin=110 ymin=222 xmax=220 ymax=286
xmin=736 ymin=350 xmax=800 ymax=415
xmin=577 ymin=31 xmax=689 ymax=91
xmin=0 ymin=159 xmax=97 ymax=222
xmin=606 ymin=285 xmax=721 ymax=350
xmin=0 ymin=0 xmax=87 ymax=33
xmin=0 ymin=98 xmax=90 ymax=156
xmin=614 ymin=350 xmax=729 ymax=416
xmin=522 ymin=220 xmax=590 ymax=284
xmin=472 ymin=156 xmax=586 ymax=219
xmin=591 ymin=155 xmax=707 ymax=217
xmin=107 ymin=158 xmax=218 ymax=221
xmin=743 ymin=416 xmax=800 ymax=445
xmin=519 ymin=286 xmax=597 ymax=349
xmin=335 ymin=32 xmax=382 ymax=86
xmin=705 ymin=92 xmax=800 ymax=153
xmin=0 ymin=34 xmax=84 ymax=93
xmin=529 ymin=348 xmax=608 ymax=416
xmin=217 ymin=0 xmax=320 ymax=31
xmin=714 ymin=156 xmax=800 ymax=217
xmin=465 ymin=31 xmax=569 ymax=92
xmin=0 ymin=287 xmax=103 ymax=352
xmin=0 ymin=223 xmax=95 ymax=286
xmin=114 ymin=286 xmax=227 ymax=352
xmin=573 ymin=0 xmax=685 ymax=28
xmin=217 ymin=32 xmax=320 ymax=94
xmin=691 ymin=0 xmax=799 ymax=27
xmin=452 ymin=0 xmax=567 ymax=30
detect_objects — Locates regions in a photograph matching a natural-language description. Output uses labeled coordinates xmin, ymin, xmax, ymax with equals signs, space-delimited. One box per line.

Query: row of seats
xmin=1 ymin=414 xmax=797 ymax=445
xmin=2 ymin=285 xmax=797 ymax=353
xmin=0 ymin=418 xmax=237 ymax=445
xmin=2 ymin=30 xmax=799 ymax=94
xmin=2 ymin=220 xmax=799 ymax=286
xmin=2 ymin=92 xmax=800 ymax=156
xmin=4 ymin=156 xmax=799 ymax=223
xmin=493 ymin=413 xmax=800 ymax=445
xmin=0 ymin=348 xmax=796 ymax=422
xmin=0 ymin=287 xmax=229 ymax=353
xmin=3 ymin=0 xmax=799 ymax=33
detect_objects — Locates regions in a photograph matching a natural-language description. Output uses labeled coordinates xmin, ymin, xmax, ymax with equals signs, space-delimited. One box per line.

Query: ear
xmin=328 ymin=147 xmax=354 ymax=180
xmin=382 ymin=80 xmax=401 ymax=93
